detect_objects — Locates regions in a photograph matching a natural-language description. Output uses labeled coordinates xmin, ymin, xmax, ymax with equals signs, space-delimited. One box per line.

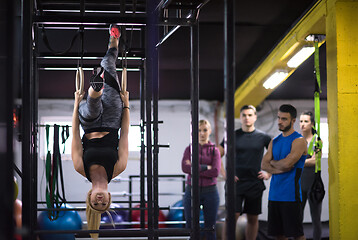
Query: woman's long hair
xmin=86 ymin=189 xmax=112 ymax=239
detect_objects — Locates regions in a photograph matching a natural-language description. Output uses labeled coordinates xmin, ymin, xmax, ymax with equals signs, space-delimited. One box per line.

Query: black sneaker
xmin=89 ymin=67 xmax=104 ymax=92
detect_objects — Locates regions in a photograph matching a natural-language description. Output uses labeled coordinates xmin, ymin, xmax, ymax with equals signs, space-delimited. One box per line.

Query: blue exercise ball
xmin=167 ymin=200 xmax=204 ymax=228
xmin=37 ymin=204 xmax=82 ymax=240
xmin=167 ymin=200 xmax=185 ymax=228
xmin=100 ymin=203 xmax=129 ymax=229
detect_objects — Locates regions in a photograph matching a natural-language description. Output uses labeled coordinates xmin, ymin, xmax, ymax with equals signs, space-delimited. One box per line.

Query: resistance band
xmin=314 ymin=41 xmax=323 ymax=173
xmin=45 ymin=125 xmax=60 ymax=220
xmin=54 ymin=125 xmax=67 ymax=204
xmin=309 ymin=41 xmax=325 ymax=204
xmin=61 ymin=125 xmax=70 ymax=154
xmin=45 ymin=125 xmax=68 ymax=220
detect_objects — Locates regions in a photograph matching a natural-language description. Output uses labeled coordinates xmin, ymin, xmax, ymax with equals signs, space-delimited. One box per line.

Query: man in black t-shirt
xmin=219 ymin=105 xmax=271 ymax=240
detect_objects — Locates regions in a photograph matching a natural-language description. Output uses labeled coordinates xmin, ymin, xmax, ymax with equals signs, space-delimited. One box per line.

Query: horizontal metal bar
xmin=100 ymin=220 xmax=188 ymax=226
xmin=37 ymin=67 xmax=140 ymax=71
xmin=159 ymin=18 xmax=195 ymax=26
xmin=37 ymin=49 xmax=145 ymax=59
xmin=37 ymin=56 xmax=143 ymax=60
xmin=37 ymin=206 xmax=171 ymax=212
xmin=111 ymin=176 xmax=185 ymax=182
xmin=129 ymin=174 xmax=185 ymax=179
xmin=37 ymin=200 xmax=141 ymax=204
xmin=111 ymin=192 xmax=184 ymax=197
xmin=41 ymin=10 xmax=146 ymax=15
xmin=157 ymin=144 xmax=170 ymax=148
xmin=37 ymin=3 xmax=146 ymax=12
xmin=33 ymin=15 xmax=146 ymax=25
xmin=35 ymin=228 xmax=192 ymax=237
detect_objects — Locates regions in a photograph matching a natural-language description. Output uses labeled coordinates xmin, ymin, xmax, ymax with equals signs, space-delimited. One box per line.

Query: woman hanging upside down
xmin=71 ymin=24 xmax=129 ymax=239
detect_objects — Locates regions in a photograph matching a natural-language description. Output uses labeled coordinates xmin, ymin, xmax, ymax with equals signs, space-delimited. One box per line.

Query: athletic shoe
xmin=89 ymin=67 xmax=104 ymax=92
xmin=109 ymin=24 xmax=120 ymax=39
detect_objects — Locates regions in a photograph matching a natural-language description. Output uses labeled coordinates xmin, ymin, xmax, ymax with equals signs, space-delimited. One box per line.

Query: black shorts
xmin=236 ymin=192 xmax=262 ymax=215
xmin=235 ymin=181 xmax=265 ymax=215
xmin=267 ymin=201 xmax=304 ymax=238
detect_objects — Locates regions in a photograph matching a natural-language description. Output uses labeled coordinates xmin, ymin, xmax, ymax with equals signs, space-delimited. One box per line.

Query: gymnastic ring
xmin=121 ymin=67 xmax=127 ymax=93
xmin=76 ymin=67 xmax=84 ymax=93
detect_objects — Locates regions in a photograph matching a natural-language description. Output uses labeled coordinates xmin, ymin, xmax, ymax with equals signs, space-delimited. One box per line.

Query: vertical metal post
xmin=190 ymin=23 xmax=200 ymax=240
xmin=139 ymin=61 xmax=146 ymax=229
xmin=32 ymin=19 xmax=39 ymax=237
xmin=129 ymin=175 xmax=133 ymax=222
xmin=22 ymin=0 xmax=36 ymax=239
xmin=224 ymin=0 xmax=236 ymax=239
xmin=152 ymin=16 xmax=160 ymax=240
xmin=146 ymin=1 xmax=159 ymax=239
xmin=0 ymin=0 xmax=15 ymax=239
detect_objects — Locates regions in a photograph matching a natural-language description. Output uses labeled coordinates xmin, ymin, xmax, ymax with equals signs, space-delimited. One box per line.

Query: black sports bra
xmin=82 ymin=130 xmax=119 ymax=183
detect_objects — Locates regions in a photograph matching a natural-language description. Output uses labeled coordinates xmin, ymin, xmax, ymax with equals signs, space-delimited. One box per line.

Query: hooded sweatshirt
xmin=181 ymin=141 xmax=221 ymax=187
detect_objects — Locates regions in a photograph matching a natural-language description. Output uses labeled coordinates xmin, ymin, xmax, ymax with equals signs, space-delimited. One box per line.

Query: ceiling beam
xmin=234 ymin=0 xmax=326 ymax=118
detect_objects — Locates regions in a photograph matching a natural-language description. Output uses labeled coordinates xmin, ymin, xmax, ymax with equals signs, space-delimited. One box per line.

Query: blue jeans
xmin=183 ymin=185 xmax=220 ymax=240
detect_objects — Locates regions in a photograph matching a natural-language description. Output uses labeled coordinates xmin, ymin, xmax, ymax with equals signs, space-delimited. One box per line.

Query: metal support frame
xmin=0 ymin=0 xmax=15 ymax=239
xmin=190 ymin=22 xmax=200 ymax=240
xmin=16 ymin=1 xmax=219 ymax=239
xmin=145 ymin=1 xmax=158 ymax=239
xmin=22 ymin=0 xmax=38 ymax=240
xmin=139 ymin=58 xmax=146 ymax=229
xmin=224 ymin=0 xmax=236 ymax=239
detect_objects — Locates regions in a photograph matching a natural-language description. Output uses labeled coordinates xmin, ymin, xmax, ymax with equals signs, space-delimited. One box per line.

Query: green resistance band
xmin=45 ymin=125 xmax=60 ymax=220
xmin=314 ymin=42 xmax=323 ymax=173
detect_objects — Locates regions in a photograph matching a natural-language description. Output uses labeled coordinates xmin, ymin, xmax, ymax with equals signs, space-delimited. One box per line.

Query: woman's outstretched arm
xmin=113 ymin=91 xmax=130 ymax=178
xmin=71 ymin=90 xmax=86 ymax=177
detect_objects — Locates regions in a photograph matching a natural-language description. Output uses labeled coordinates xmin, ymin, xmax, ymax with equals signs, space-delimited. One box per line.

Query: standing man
xmin=219 ymin=105 xmax=271 ymax=240
xmin=261 ymin=104 xmax=307 ymax=240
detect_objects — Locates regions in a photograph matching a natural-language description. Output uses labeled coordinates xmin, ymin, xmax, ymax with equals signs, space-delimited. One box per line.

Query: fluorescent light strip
xmin=287 ymin=46 xmax=315 ymax=68
xmin=43 ymin=10 xmax=146 ymax=14
xmin=263 ymin=72 xmax=288 ymax=89
xmin=39 ymin=22 xmax=145 ymax=26
xmin=40 ymin=56 xmax=143 ymax=60
xmin=40 ymin=67 xmax=140 ymax=71
xmin=42 ymin=26 xmax=143 ymax=30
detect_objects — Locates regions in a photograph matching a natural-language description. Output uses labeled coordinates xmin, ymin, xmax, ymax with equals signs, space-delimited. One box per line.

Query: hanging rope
xmin=76 ymin=26 xmax=85 ymax=94
xmin=41 ymin=26 xmax=81 ymax=55
xmin=121 ymin=25 xmax=128 ymax=93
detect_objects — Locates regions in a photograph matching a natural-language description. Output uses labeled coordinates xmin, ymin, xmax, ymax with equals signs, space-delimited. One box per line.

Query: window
xmin=128 ymin=125 xmax=142 ymax=152
xmin=319 ymin=120 xmax=329 ymax=158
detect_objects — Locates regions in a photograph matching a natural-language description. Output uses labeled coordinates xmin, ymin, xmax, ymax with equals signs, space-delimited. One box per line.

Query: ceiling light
xmin=40 ymin=56 xmax=143 ymax=60
xmin=263 ymin=71 xmax=288 ymax=89
xmin=40 ymin=67 xmax=140 ymax=71
xmin=287 ymin=46 xmax=315 ymax=68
